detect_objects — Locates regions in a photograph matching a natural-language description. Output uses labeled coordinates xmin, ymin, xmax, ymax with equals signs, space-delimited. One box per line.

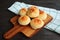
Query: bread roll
xmin=19 ymin=8 xmax=27 ymax=16
xmin=27 ymin=6 xmax=39 ymax=18
xmin=18 ymin=15 xmax=31 ymax=25
xmin=30 ymin=18 xmax=44 ymax=29
xmin=38 ymin=10 xmax=47 ymax=20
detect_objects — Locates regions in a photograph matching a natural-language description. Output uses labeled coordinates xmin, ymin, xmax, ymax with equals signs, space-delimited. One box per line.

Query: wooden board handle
xmin=4 ymin=25 xmax=23 ymax=39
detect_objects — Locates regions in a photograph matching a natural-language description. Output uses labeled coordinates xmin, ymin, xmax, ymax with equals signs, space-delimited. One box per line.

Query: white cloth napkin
xmin=8 ymin=2 xmax=60 ymax=34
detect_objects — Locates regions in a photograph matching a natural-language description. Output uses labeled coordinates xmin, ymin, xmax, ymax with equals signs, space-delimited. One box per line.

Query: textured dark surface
xmin=0 ymin=0 xmax=60 ymax=40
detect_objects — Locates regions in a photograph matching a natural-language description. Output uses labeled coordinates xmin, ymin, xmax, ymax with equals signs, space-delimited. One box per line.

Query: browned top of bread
xmin=19 ymin=16 xmax=28 ymax=21
xmin=39 ymin=10 xmax=44 ymax=14
xmin=20 ymin=8 xmax=27 ymax=13
xmin=33 ymin=18 xmax=41 ymax=24
xmin=28 ymin=6 xmax=38 ymax=13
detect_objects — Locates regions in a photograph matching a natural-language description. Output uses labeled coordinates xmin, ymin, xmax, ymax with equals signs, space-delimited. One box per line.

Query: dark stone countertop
xmin=0 ymin=0 xmax=60 ymax=40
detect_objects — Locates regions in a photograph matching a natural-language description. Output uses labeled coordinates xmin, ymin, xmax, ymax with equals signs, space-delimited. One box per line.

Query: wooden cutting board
xmin=11 ymin=14 xmax=53 ymax=37
xmin=4 ymin=14 xmax=53 ymax=39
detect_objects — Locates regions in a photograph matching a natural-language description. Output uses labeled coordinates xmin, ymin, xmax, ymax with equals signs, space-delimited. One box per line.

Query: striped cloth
xmin=8 ymin=2 xmax=60 ymax=34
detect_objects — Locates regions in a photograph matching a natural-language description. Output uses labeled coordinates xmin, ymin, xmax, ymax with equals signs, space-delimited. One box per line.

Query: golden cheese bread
xmin=18 ymin=15 xmax=31 ymax=25
xmin=30 ymin=18 xmax=44 ymax=29
xmin=37 ymin=10 xmax=47 ymax=20
xmin=27 ymin=6 xmax=39 ymax=18
xmin=19 ymin=8 xmax=27 ymax=16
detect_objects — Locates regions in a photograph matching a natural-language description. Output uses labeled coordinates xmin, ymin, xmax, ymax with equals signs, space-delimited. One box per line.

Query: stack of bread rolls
xmin=18 ymin=6 xmax=47 ymax=29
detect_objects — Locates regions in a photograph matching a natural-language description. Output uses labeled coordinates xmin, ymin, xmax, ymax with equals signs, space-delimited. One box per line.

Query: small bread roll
xmin=30 ymin=18 xmax=44 ymax=29
xmin=38 ymin=10 xmax=47 ymax=20
xmin=18 ymin=15 xmax=31 ymax=25
xmin=27 ymin=6 xmax=39 ymax=18
xmin=19 ymin=8 xmax=27 ymax=16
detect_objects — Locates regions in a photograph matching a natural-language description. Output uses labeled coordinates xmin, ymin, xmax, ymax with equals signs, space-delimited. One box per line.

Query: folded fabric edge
xmin=8 ymin=1 xmax=58 ymax=12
